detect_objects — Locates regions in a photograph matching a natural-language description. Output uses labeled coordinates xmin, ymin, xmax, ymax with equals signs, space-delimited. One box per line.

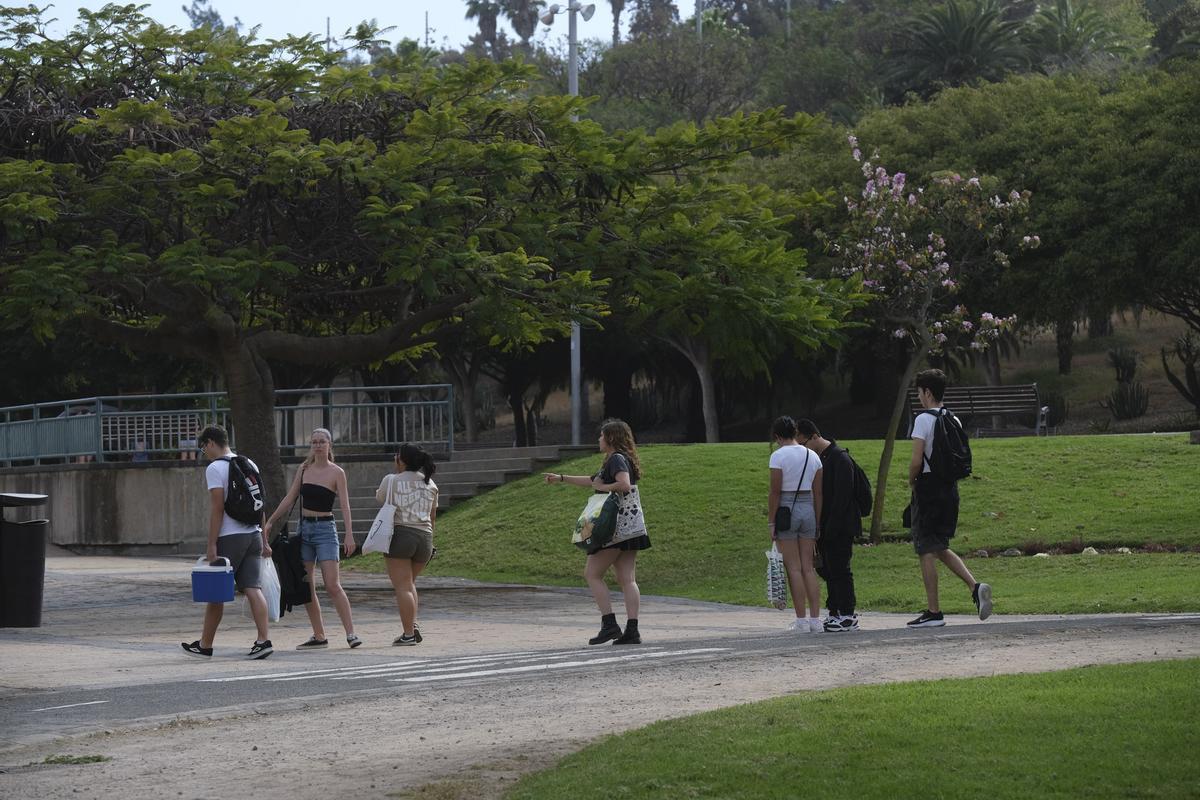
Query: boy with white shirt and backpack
xmin=907 ymin=369 xmax=993 ymax=628
xmin=181 ymin=425 xmax=274 ymax=659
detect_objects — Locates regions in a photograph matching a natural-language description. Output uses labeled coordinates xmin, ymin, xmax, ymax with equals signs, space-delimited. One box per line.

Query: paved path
xmin=2 ymin=556 xmax=1199 ymax=799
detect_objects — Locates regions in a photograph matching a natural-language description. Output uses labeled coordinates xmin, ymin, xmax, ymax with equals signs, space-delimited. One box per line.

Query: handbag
xmin=774 ymin=448 xmax=811 ymax=532
xmin=363 ymin=474 xmax=397 ymax=555
xmin=609 ymin=485 xmax=647 ymax=545
xmin=573 ymin=492 xmax=619 ymax=551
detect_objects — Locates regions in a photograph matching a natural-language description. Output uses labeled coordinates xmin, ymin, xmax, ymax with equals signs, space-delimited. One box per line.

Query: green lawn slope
xmin=349 ymin=434 xmax=1199 ymax=614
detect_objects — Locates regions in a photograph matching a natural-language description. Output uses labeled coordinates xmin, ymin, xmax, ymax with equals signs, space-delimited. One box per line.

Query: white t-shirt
xmin=911 ymin=408 xmax=961 ymax=473
xmin=377 ymin=471 xmax=439 ymax=535
xmin=205 ymin=454 xmax=263 ymax=537
xmin=769 ymin=444 xmax=821 ymax=492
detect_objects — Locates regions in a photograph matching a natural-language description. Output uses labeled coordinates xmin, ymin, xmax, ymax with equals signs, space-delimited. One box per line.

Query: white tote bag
xmin=363 ymin=474 xmax=397 ymax=555
xmin=766 ymin=544 xmax=788 ymax=610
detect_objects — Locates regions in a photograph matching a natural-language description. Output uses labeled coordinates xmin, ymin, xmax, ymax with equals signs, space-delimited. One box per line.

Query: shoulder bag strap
xmin=785 ymin=448 xmax=811 ymax=514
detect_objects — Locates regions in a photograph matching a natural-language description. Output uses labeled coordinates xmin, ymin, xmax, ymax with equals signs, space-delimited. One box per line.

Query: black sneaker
xmin=181 ymin=640 xmax=213 ymax=659
xmin=412 ymin=625 xmax=423 ymax=644
xmin=973 ymin=582 xmax=993 ymax=620
xmin=296 ymin=636 xmax=328 ymax=650
xmin=392 ymin=633 xmax=419 ymax=646
xmin=247 ymin=640 xmax=273 ymax=660
xmin=906 ymin=610 xmax=946 ymax=628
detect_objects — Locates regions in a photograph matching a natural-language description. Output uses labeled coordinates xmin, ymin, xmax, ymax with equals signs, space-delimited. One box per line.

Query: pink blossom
xmin=941 ymin=279 xmax=956 ymax=289
xmin=847 ymin=134 xmax=859 ymax=148
xmin=852 ymin=148 xmax=862 ymax=161
xmin=967 ymin=177 xmax=980 ymax=188
xmin=893 ymin=328 xmax=908 ymax=339
xmin=908 ymin=194 xmax=917 ymax=206
xmin=935 ymin=333 xmax=948 ymax=344
xmin=961 ymin=320 xmax=974 ymax=332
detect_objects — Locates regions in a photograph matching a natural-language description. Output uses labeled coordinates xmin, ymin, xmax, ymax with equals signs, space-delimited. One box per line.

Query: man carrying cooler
xmin=181 ymin=425 xmax=273 ymax=659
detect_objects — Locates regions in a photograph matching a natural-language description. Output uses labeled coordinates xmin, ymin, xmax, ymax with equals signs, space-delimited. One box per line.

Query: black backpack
xmin=844 ymin=449 xmax=873 ymax=517
xmin=921 ymin=408 xmax=972 ymax=482
xmin=221 ymin=455 xmax=266 ymax=524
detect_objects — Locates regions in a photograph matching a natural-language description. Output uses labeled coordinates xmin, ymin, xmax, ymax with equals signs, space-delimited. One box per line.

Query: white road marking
xmin=1141 ymin=614 xmax=1200 ymax=622
xmin=198 ymin=650 xmax=572 ymax=683
xmin=391 ymin=647 xmax=731 ymax=683
xmin=329 ymin=652 xmax=578 ymax=680
xmin=31 ymin=700 xmax=111 ymax=712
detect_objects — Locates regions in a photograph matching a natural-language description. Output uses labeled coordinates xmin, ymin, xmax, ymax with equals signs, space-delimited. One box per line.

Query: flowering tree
xmin=838 ymin=137 xmax=1039 ymax=541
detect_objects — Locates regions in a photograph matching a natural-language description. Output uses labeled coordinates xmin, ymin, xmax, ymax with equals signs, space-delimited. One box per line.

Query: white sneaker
xmin=808 ymin=617 xmax=824 ymax=633
xmin=788 ymin=617 xmax=808 ymax=632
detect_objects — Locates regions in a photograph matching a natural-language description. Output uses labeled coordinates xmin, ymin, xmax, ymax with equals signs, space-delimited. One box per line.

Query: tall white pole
xmin=568 ymin=4 xmax=582 ymax=446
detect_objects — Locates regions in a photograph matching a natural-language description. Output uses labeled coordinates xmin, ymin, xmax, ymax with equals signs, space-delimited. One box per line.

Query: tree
xmin=608 ymin=0 xmax=627 ymax=46
xmin=502 ymin=0 xmax=546 ymax=49
xmin=889 ymin=0 xmax=1029 ymax=97
xmin=592 ymin=113 xmax=859 ymax=442
xmin=0 ymin=8 xmax=603 ymax=500
xmin=583 ymin=22 xmax=761 ymax=128
xmin=465 ymin=0 xmax=503 ymax=50
xmin=181 ymin=0 xmax=240 ymax=31
xmin=1025 ymin=0 xmax=1142 ymax=71
xmin=837 ymin=141 xmax=1036 ymax=540
xmin=629 ymin=0 xmax=679 ymax=39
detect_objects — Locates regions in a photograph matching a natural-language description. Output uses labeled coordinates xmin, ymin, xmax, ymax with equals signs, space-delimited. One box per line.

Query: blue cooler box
xmin=192 ymin=556 xmax=235 ymax=603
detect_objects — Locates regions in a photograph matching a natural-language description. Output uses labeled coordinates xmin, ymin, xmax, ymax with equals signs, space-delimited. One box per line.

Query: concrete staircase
xmin=340 ymin=445 xmax=581 ymax=543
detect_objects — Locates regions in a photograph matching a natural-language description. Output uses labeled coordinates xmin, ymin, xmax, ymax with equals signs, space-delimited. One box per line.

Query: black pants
xmin=817 ymin=533 xmax=856 ymax=616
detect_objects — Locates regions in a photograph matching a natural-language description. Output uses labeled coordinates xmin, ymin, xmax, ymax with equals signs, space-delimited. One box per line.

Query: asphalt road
xmin=6 ymin=613 xmax=1197 ymax=747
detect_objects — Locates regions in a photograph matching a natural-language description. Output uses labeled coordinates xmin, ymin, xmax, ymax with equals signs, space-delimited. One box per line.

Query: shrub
xmin=1100 ymin=381 xmax=1150 ymax=420
xmin=1107 ymin=346 xmax=1139 ymax=383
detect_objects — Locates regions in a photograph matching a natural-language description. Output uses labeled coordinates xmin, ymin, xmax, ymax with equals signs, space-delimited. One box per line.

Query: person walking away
xmin=544 ymin=418 xmax=649 ymax=645
xmin=768 ymin=416 xmax=824 ymax=633
xmin=182 ymin=425 xmax=272 ymax=659
xmin=262 ymin=428 xmax=360 ymax=648
xmin=378 ymin=443 xmax=439 ymax=646
xmin=797 ymin=419 xmax=861 ymax=632
xmin=907 ymin=368 xmax=993 ymax=628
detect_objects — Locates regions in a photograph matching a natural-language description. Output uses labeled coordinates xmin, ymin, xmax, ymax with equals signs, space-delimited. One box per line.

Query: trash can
xmin=0 ymin=493 xmax=50 ymax=628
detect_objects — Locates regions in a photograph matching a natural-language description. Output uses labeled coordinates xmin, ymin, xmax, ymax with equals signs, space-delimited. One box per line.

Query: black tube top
xmin=300 ymin=482 xmax=336 ymax=513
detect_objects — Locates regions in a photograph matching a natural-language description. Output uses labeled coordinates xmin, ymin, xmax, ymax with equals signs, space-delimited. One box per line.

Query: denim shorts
xmin=299 ymin=518 xmax=340 ymax=563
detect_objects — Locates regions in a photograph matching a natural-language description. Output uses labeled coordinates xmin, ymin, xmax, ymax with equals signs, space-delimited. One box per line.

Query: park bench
xmin=907 ymin=383 xmax=1049 ymax=437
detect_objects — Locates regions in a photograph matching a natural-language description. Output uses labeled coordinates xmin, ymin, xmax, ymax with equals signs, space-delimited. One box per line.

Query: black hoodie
xmin=817 ymin=439 xmax=864 ymax=538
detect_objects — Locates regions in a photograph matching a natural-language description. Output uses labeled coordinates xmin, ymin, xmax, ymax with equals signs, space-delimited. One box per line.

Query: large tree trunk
xmin=1088 ymin=306 xmax=1112 ymax=339
xmin=667 ymin=336 xmax=720 ymax=443
xmin=868 ymin=334 xmax=929 ymax=543
xmin=221 ymin=342 xmax=286 ymax=509
xmin=601 ymin=361 xmax=635 ymax=422
xmin=507 ymin=386 xmax=529 ymax=446
xmin=1055 ymin=317 xmax=1074 ymax=375
xmin=443 ymin=355 xmax=481 ymax=444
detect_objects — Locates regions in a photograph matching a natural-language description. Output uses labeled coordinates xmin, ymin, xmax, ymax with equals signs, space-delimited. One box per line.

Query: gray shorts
xmin=911 ymin=477 xmax=959 ymax=555
xmin=216 ymin=531 xmax=263 ymax=590
xmin=386 ymin=525 xmax=434 ymax=563
xmin=776 ymin=493 xmax=818 ymax=541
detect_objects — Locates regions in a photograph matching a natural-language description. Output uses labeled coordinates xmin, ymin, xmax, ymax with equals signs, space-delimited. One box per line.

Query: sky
xmin=46 ymin=1 xmax=629 ymax=51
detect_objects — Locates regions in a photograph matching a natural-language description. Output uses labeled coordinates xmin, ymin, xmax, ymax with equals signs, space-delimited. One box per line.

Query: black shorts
xmin=910 ymin=476 xmax=959 ymax=555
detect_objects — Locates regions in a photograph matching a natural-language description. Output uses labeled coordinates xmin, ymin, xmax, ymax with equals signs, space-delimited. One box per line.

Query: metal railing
xmin=0 ymin=385 xmax=454 ymax=466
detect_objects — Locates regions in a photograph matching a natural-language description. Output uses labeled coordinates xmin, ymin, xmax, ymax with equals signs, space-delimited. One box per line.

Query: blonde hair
xmin=600 ymin=418 xmax=641 ymax=480
xmin=302 ymin=428 xmax=334 ymax=468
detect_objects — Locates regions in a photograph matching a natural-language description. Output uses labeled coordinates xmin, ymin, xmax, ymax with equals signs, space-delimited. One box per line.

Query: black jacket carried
xmin=817 ymin=440 xmax=863 ymax=538
xmin=271 ymin=526 xmax=311 ymax=615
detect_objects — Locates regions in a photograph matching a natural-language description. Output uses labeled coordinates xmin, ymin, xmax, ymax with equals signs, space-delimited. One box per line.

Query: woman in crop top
xmin=768 ymin=415 xmax=824 ymax=633
xmin=377 ymin=443 xmax=439 ymax=646
xmin=263 ymin=427 xmax=360 ymax=649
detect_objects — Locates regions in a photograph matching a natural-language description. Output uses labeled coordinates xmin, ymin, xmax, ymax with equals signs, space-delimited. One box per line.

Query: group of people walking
xmin=181 ymin=426 xmax=439 ymax=660
xmin=181 ymin=368 xmax=993 ymax=661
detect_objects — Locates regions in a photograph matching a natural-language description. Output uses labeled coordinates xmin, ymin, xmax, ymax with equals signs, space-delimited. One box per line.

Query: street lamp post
xmin=540 ymin=2 xmax=595 ymax=446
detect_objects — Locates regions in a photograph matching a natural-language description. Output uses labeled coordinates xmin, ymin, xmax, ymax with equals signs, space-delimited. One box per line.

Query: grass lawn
xmin=503 ymin=659 xmax=1200 ymax=800
xmin=349 ymin=434 xmax=1200 ymax=614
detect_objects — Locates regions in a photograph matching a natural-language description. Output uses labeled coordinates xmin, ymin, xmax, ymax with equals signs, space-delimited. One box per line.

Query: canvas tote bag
xmin=363 ymin=474 xmax=397 ymax=555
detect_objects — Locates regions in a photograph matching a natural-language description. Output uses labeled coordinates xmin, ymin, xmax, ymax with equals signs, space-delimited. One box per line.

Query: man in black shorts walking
xmin=181 ymin=425 xmax=273 ymax=659
xmin=906 ymin=369 xmax=993 ymax=628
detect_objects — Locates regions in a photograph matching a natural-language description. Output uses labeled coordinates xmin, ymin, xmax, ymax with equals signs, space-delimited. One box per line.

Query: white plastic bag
xmin=243 ymin=557 xmax=282 ymax=622
xmin=766 ymin=544 xmax=788 ymax=610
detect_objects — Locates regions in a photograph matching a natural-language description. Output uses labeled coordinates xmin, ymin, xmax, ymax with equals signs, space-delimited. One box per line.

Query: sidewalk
xmin=1 ymin=554 xmax=1100 ymax=695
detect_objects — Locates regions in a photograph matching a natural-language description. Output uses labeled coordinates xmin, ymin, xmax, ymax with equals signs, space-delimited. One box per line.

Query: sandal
xmin=346 ymin=633 xmax=363 ymax=649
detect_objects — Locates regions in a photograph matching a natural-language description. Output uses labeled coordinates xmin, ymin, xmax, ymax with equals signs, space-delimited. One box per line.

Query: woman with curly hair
xmin=545 ymin=418 xmax=649 ymax=646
